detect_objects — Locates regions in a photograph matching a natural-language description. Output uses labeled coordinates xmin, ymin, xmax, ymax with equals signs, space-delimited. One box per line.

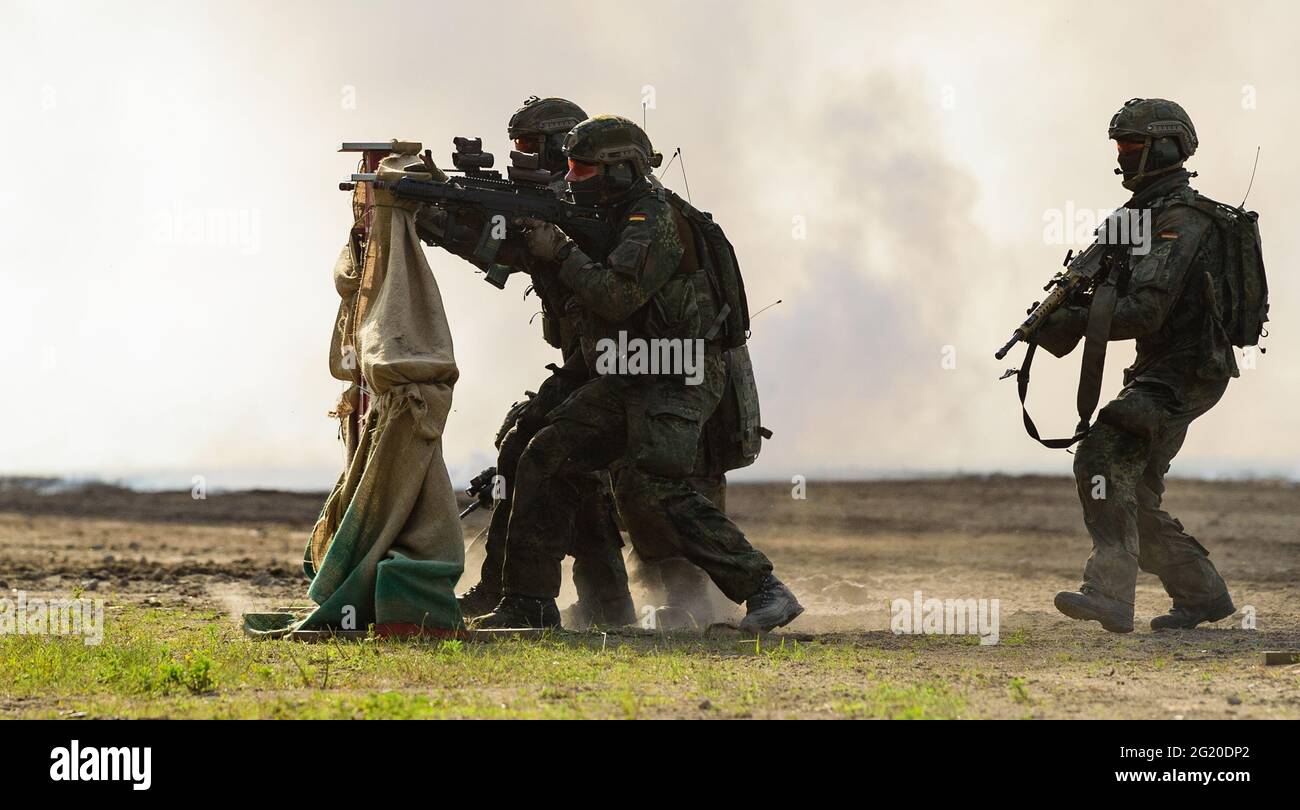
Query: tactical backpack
xmin=659 ymin=187 xmax=770 ymax=471
xmin=659 ymin=188 xmax=751 ymax=350
xmin=707 ymin=343 xmax=770 ymax=471
xmin=1184 ymin=194 xmax=1269 ymax=347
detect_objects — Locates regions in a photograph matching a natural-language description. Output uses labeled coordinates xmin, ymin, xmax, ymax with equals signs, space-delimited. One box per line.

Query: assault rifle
xmin=997 ymin=232 xmax=1126 ymax=449
xmin=342 ymin=137 xmax=615 ymax=288
xmin=994 ymin=239 xmax=1120 ymax=360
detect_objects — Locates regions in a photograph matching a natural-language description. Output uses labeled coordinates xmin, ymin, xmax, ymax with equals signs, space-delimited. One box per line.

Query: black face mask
xmin=1117 ymin=137 xmax=1185 ymax=191
xmin=1117 ymin=149 xmax=1143 ymax=182
xmin=569 ymin=162 xmax=640 ymax=207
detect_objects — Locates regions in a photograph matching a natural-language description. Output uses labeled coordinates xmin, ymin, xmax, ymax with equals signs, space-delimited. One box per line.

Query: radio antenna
xmin=677 ymin=147 xmax=692 ymax=203
xmin=1239 ymin=146 xmax=1261 ymax=209
xmin=657 ymin=147 xmax=679 ymax=180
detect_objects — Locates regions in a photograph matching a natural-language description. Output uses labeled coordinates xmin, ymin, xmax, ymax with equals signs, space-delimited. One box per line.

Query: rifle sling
xmin=1016 ymin=280 xmax=1117 ymax=449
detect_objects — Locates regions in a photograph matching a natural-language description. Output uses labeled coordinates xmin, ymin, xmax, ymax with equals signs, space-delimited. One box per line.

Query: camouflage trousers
xmin=1072 ymin=376 xmax=1231 ymax=608
xmin=476 ymin=365 xmax=630 ymax=607
xmin=504 ymin=354 xmax=772 ymax=603
xmin=615 ymin=470 xmax=725 ymax=608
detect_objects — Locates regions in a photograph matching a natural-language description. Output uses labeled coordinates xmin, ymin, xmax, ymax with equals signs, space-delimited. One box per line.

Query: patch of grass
xmin=1001 ymin=629 xmax=1029 ymax=647
xmin=3 ymin=602 xmax=1291 ymax=719
xmin=832 ymin=681 xmax=966 ymax=720
xmin=159 ymin=654 xmax=217 ymax=694
xmin=1008 ymin=676 xmax=1032 ymax=705
xmin=1 ymin=604 xmax=950 ymax=718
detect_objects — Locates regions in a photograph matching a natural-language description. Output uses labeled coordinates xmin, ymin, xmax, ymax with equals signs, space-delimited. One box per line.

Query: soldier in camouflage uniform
xmin=477 ymin=115 xmax=803 ymax=632
xmin=622 ymin=179 xmax=731 ymax=625
xmin=1040 ymin=99 xmax=1239 ymax=633
xmin=415 ymin=97 xmax=635 ymax=627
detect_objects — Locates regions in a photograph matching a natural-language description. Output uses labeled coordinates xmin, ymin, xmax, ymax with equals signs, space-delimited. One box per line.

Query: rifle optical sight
xmin=452 ymin=136 xmax=495 ymax=171
xmin=506 ymin=150 xmax=552 ymax=185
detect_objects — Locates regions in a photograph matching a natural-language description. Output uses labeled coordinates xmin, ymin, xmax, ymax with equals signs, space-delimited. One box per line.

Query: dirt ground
xmin=2 ymin=475 xmax=1297 ymax=718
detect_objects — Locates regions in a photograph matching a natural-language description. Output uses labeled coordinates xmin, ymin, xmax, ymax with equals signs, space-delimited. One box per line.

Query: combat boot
xmin=565 ymin=595 xmax=638 ymax=629
xmin=1151 ymin=593 xmax=1236 ymax=630
xmin=586 ymin=595 xmax=637 ymax=627
xmin=739 ymin=575 xmax=804 ymax=633
xmin=457 ymin=583 xmax=501 ymax=621
xmin=1053 ymin=586 xmax=1134 ymax=633
xmin=660 ymin=557 xmax=719 ymax=624
xmin=473 ymin=594 xmax=561 ymax=630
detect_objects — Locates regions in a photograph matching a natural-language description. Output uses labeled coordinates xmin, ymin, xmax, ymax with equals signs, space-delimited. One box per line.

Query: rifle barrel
xmin=994 ymin=334 xmax=1020 ymax=360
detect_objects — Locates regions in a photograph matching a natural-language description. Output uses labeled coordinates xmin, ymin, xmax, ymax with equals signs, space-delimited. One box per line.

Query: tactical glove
xmin=513 ymin=217 xmax=575 ymax=263
xmin=414 ymin=204 xmax=449 ymax=245
xmin=1037 ymin=305 xmax=1089 ymax=358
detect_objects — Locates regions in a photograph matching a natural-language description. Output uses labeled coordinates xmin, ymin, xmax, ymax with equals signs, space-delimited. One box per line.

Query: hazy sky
xmin=2 ymin=0 xmax=1296 ymax=489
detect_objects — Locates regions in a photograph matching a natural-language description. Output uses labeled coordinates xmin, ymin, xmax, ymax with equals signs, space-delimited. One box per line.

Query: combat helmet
xmin=561 ymin=115 xmax=664 ymax=206
xmin=564 ymin=115 xmax=663 ymax=175
xmin=507 ymin=96 xmax=587 ymax=174
xmin=1108 ymin=98 xmax=1198 ymax=191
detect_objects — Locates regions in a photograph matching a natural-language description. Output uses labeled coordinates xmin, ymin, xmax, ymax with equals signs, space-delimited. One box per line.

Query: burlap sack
xmin=300 ymin=154 xmax=465 ymax=633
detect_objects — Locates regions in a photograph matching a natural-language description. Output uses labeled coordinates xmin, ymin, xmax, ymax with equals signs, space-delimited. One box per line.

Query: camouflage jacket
xmin=1041 ymin=172 xmax=1238 ymax=396
xmin=556 ymin=184 xmax=719 ymax=363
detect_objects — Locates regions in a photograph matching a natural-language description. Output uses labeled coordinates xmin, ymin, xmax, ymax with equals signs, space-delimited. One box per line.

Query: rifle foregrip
xmin=997 ymin=282 xmax=1072 ymax=358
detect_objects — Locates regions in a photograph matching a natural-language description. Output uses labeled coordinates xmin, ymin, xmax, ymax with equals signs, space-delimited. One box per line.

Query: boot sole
xmin=468 ymin=620 xmax=561 ymax=632
xmin=1151 ymin=600 xmax=1237 ymax=631
xmin=740 ymin=602 xmax=805 ymax=635
xmin=457 ymin=595 xmax=503 ymax=622
xmin=1054 ymin=594 xmax=1133 ymax=634
xmin=1204 ymin=599 xmax=1237 ymax=624
xmin=467 ymin=613 xmax=561 ymax=631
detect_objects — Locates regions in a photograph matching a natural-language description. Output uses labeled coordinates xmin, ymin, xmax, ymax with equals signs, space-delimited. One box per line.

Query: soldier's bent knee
xmin=519 ymin=424 xmax=573 ymax=476
xmin=496 ymin=425 xmax=530 ymax=475
xmin=1072 ymin=438 xmax=1102 ymax=488
xmin=1073 ymin=424 xmax=1119 ymax=483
